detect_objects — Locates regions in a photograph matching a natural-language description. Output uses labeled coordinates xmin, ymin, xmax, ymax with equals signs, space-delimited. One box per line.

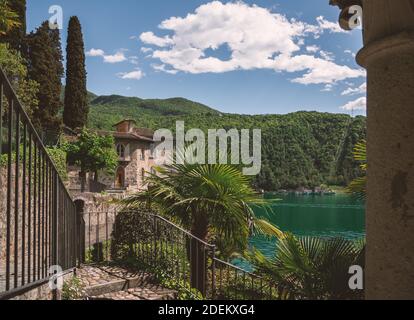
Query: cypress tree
xmin=27 ymin=21 xmax=63 ymax=132
xmin=63 ymin=16 xmax=87 ymax=129
xmin=0 ymin=0 xmax=27 ymax=53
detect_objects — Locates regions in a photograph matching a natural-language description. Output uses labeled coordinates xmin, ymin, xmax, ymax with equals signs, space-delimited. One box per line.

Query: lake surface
xmin=235 ymin=193 xmax=365 ymax=268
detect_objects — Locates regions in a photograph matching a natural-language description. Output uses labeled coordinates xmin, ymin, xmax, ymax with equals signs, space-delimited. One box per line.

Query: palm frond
xmin=117 ymin=152 xmax=282 ymax=256
xmin=347 ymin=140 xmax=367 ymax=200
xmin=247 ymin=234 xmax=366 ymax=300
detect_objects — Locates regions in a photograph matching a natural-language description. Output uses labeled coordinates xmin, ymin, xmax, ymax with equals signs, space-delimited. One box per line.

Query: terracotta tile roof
xmin=112 ymin=119 xmax=137 ymax=127
xmin=96 ymin=130 xmax=154 ymax=143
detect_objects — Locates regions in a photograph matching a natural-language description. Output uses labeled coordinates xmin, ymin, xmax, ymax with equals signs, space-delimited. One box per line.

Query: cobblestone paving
xmin=76 ymin=265 xmax=140 ymax=287
xmin=91 ymin=287 xmax=177 ymax=300
xmin=76 ymin=265 xmax=176 ymax=301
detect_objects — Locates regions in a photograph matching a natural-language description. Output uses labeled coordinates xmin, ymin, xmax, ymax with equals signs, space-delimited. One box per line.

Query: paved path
xmin=76 ymin=265 xmax=177 ymax=300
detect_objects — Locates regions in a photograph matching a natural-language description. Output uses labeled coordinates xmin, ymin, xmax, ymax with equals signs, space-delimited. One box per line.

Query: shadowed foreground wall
xmin=358 ymin=0 xmax=414 ymax=299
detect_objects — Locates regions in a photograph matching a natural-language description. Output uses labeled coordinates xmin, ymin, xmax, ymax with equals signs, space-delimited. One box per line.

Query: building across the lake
xmin=68 ymin=119 xmax=168 ymax=195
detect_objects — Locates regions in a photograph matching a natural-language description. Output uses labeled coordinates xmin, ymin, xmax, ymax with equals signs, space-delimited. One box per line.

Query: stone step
xmin=76 ymin=265 xmax=177 ymax=301
xmin=89 ymin=286 xmax=177 ymax=301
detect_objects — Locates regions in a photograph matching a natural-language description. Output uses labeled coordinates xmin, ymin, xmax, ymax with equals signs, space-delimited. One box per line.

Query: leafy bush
xmin=62 ymin=276 xmax=84 ymax=300
xmin=110 ymin=207 xmax=157 ymax=261
xmin=46 ymin=147 xmax=68 ymax=181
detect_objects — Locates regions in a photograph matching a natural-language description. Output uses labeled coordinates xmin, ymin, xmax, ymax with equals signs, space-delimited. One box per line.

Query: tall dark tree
xmin=0 ymin=0 xmax=26 ymax=53
xmin=63 ymin=16 xmax=87 ymax=129
xmin=27 ymin=21 xmax=63 ymax=132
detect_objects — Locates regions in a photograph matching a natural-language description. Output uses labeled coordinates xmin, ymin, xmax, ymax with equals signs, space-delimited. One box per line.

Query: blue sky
xmin=27 ymin=0 xmax=367 ymax=115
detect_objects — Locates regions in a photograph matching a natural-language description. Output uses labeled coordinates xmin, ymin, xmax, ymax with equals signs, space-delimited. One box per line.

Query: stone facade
xmin=68 ymin=120 xmax=169 ymax=195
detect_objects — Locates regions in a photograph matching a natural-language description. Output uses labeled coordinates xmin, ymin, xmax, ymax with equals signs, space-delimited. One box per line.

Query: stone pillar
xmin=356 ymin=0 xmax=414 ymax=299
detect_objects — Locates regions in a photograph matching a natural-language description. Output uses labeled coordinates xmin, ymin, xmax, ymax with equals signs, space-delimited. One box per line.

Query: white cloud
xmin=344 ymin=49 xmax=356 ymax=58
xmin=322 ymin=84 xmax=334 ymax=92
xmin=103 ymin=51 xmax=127 ymax=63
xmin=86 ymin=48 xmax=127 ymax=64
xmin=306 ymin=45 xmax=320 ymax=53
xmin=140 ymin=32 xmax=174 ymax=47
xmin=279 ymin=54 xmax=365 ymax=85
xmin=341 ymin=82 xmax=366 ymax=96
xmin=117 ymin=69 xmax=145 ymax=80
xmin=141 ymin=47 xmax=153 ymax=53
xmin=86 ymin=48 xmax=105 ymax=57
xmin=152 ymin=64 xmax=179 ymax=74
xmin=319 ymin=50 xmax=335 ymax=61
xmin=340 ymin=96 xmax=366 ymax=111
xmin=129 ymin=56 xmax=139 ymax=65
xmin=316 ymin=16 xmax=347 ymax=34
xmin=139 ymin=1 xmax=364 ymax=85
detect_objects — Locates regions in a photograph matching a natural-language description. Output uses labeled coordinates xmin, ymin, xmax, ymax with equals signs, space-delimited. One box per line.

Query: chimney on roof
xmin=113 ymin=119 xmax=137 ymax=133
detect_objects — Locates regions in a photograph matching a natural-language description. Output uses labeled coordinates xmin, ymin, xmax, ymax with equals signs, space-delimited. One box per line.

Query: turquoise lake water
xmin=235 ymin=193 xmax=365 ymax=268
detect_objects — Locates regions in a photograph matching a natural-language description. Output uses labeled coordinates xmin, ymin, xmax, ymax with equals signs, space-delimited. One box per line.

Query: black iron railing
xmin=83 ymin=209 xmax=278 ymax=300
xmin=0 ymin=67 xmax=79 ymax=299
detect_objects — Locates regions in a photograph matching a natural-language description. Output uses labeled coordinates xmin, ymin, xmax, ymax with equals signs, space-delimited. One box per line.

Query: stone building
xmin=68 ymin=119 xmax=169 ymax=195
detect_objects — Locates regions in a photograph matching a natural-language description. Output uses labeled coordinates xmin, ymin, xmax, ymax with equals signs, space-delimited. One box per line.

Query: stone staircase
xmin=76 ymin=265 xmax=177 ymax=300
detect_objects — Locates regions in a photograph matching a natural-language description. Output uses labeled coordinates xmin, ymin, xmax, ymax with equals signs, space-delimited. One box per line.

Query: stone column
xmin=356 ymin=0 xmax=414 ymax=299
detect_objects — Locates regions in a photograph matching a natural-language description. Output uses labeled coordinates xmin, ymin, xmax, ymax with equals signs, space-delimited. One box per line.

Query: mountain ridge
xmin=84 ymin=92 xmax=366 ymax=190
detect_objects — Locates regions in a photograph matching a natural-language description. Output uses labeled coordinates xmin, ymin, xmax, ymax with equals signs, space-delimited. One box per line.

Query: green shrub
xmin=62 ymin=276 xmax=84 ymax=300
xmin=46 ymin=147 xmax=68 ymax=181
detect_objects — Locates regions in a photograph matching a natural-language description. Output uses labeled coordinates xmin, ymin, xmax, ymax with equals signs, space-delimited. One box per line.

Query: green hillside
xmin=86 ymin=94 xmax=366 ymax=190
xmin=88 ymin=95 xmax=220 ymax=130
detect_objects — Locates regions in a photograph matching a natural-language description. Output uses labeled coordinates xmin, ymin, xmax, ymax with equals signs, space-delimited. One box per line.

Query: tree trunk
xmin=189 ymin=215 xmax=209 ymax=296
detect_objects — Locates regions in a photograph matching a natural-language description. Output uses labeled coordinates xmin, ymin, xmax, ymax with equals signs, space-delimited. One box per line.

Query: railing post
xmin=153 ymin=215 xmax=158 ymax=267
xmin=211 ymin=245 xmax=216 ymax=300
xmin=76 ymin=208 xmax=86 ymax=267
xmin=52 ymin=172 xmax=59 ymax=300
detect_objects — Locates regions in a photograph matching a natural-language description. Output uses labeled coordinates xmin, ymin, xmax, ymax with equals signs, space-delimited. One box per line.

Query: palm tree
xmin=347 ymin=140 xmax=367 ymax=200
xmin=0 ymin=0 xmax=21 ymax=36
xmin=120 ymin=161 xmax=283 ymax=294
xmin=248 ymin=234 xmax=365 ymax=300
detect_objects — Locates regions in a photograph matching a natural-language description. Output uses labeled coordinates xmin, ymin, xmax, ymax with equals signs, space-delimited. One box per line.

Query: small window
xmin=141 ymin=168 xmax=145 ymax=182
xmin=140 ymin=149 xmax=145 ymax=161
xmin=117 ymin=144 xmax=125 ymax=158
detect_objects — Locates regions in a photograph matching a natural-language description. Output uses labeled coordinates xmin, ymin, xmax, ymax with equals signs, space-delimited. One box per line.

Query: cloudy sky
xmin=27 ymin=0 xmax=367 ymax=115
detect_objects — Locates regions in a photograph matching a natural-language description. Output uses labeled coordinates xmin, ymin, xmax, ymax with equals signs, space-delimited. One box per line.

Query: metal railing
xmin=83 ymin=209 xmax=279 ymax=300
xmin=0 ymin=67 xmax=79 ymax=299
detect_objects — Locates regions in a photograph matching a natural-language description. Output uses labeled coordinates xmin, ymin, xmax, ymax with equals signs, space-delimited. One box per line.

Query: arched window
xmin=116 ymin=144 xmax=125 ymax=158
xmin=141 ymin=168 xmax=145 ymax=182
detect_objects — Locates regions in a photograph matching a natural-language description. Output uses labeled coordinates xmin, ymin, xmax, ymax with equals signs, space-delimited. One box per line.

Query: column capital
xmin=357 ymin=31 xmax=414 ymax=68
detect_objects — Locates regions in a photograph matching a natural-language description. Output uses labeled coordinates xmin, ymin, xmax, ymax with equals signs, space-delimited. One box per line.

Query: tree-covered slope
xmin=86 ymin=94 xmax=366 ymax=190
xmin=88 ymin=95 xmax=220 ymax=130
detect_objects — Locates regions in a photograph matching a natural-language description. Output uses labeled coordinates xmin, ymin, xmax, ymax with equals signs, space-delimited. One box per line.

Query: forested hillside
xmin=86 ymin=94 xmax=366 ymax=191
